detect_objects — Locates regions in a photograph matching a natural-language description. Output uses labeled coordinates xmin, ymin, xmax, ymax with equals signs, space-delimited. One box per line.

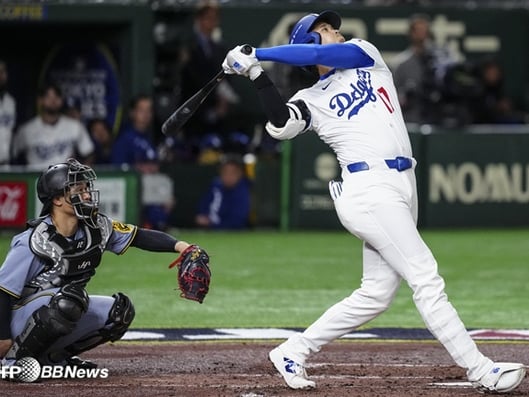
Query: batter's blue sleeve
xmin=255 ymin=43 xmax=374 ymax=69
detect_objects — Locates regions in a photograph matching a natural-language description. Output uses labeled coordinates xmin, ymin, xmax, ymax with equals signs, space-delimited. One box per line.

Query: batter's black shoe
xmin=65 ymin=356 xmax=98 ymax=370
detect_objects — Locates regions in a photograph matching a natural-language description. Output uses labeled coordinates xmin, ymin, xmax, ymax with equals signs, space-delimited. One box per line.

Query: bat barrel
xmin=162 ymin=70 xmax=225 ymax=135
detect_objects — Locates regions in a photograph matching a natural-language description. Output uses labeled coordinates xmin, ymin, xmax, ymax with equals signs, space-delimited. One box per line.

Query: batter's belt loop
xmin=346 ymin=156 xmax=414 ymax=173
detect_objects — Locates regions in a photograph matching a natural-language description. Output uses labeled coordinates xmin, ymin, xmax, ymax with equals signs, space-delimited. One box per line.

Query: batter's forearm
xmin=252 ymin=73 xmax=290 ymax=127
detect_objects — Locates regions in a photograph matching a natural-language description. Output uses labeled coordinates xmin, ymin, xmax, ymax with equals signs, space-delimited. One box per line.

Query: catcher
xmin=0 ymin=158 xmax=211 ymax=374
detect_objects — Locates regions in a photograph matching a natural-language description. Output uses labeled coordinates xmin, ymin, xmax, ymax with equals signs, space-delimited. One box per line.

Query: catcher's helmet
xmin=289 ymin=10 xmax=342 ymax=45
xmin=37 ymin=158 xmax=100 ymax=227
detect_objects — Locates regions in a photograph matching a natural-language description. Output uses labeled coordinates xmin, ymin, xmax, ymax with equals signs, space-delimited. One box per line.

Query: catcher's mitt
xmin=169 ymin=245 xmax=211 ymax=303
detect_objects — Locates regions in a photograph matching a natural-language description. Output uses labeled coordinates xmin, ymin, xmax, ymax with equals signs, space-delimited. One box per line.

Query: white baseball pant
xmin=280 ymin=163 xmax=492 ymax=382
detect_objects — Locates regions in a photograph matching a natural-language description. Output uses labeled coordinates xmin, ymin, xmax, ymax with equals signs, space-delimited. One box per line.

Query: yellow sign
xmin=0 ymin=5 xmax=45 ymax=21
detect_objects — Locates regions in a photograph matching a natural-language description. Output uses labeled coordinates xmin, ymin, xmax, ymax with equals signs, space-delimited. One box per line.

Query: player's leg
xmin=277 ymin=242 xmax=401 ymax=362
xmin=270 ymin=242 xmax=401 ymax=389
xmin=6 ymin=284 xmax=89 ymax=362
xmin=367 ymin=202 xmax=492 ymax=375
xmin=367 ymin=202 xmax=526 ymax=391
xmin=334 ymin=170 xmax=491 ymax=379
xmin=270 ymin=176 xmax=405 ymax=389
xmin=8 ymin=288 xmax=134 ymax=368
xmin=45 ymin=292 xmax=135 ymax=365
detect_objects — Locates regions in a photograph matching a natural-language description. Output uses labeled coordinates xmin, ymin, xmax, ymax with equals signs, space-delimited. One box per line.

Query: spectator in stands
xmin=12 ymin=82 xmax=94 ymax=168
xmin=471 ymin=57 xmax=526 ymax=124
xmin=0 ymin=60 xmax=16 ymax=166
xmin=111 ymin=94 xmax=175 ymax=231
xmin=88 ymin=118 xmax=113 ymax=164
xmin=392 ymin=14 xmax=458 ymax=124
xmin=195 ymin=154 xmax=251 ymax=230
xmin=180 ymin=1 xmax=239 ymax=157
xmin=111 ymin=95 xmax=157 ymax=167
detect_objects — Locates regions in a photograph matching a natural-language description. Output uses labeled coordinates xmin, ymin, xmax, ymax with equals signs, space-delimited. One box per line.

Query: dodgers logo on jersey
xmin=329 ymin=70 xmax=377 ymax=119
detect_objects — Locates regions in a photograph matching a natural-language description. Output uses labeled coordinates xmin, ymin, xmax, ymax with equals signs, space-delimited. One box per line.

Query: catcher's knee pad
xmin=51 ymin=283 xmax=90 ymax=322
xmin=102 ymin=292 xmax=135 ymax=341
xmin=58 ymin=293 xmax=135 ymax=359
xmin=7 ymin=285 xmax=89 ymax=360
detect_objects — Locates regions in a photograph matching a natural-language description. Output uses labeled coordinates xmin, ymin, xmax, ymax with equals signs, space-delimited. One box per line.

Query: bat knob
xmin=241 ymin=44 xmax=253 ymax=55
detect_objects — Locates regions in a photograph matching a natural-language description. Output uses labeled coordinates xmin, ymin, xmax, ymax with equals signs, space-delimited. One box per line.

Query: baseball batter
xmin=222 ymin=10 xmax=525 ymax=393
xmin=0 ymin=158 xmax=209 ymax=378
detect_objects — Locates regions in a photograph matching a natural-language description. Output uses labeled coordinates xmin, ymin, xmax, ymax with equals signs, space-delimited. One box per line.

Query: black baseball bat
xmin=161 ymin=69 xmax=225 ymax=135
xmin=161 ymin=45 xmax=253 ymax=135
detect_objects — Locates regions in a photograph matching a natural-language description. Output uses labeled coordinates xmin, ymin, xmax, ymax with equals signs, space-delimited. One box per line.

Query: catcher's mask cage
xmin=37 ymin=158 xmax=100 ymax=228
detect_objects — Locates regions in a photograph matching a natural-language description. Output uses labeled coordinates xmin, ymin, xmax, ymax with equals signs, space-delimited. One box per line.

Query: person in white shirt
xmin=0 ymin=60 xmax=16 ymax=165
xmin=13 ymin=83 xmax=94 ymax=168
xmin=221 ymin=10 xmax=526 ymax=394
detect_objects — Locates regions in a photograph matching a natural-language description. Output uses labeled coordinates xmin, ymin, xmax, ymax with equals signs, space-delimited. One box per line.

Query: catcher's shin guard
xmin=103 ymin=292 xmax=135 ymax=341
xmin=53 ymin=292 xmax=135 ymax=360
xmin=6 ymin=284 xmax=89 ymax=361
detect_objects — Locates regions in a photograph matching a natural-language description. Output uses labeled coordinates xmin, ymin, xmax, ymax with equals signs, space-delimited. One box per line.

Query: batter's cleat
xmin=472 ymin=362 xmax=526 ymax=393
xmin=269 ymin=347 xmax=316 ymax=389
xmin=65 ymin=356 xmax=98 ymax=370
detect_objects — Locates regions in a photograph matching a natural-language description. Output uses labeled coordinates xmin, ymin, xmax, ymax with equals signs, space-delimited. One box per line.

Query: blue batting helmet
xmin=289 ymin=10 xmax=342 ymax=45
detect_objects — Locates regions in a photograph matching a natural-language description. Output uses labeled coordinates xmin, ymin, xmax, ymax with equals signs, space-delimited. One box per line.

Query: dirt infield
xmin=2 ymin=341 xmax=529 ymax=396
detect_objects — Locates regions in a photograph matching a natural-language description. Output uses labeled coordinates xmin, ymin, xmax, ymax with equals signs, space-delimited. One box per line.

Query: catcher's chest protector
xmin=23 ymin=217 xmax=112 ymax=297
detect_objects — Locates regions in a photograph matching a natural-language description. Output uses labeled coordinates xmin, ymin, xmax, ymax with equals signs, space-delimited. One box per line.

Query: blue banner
xmin=40 ymin=43 xmax=122 ymax=132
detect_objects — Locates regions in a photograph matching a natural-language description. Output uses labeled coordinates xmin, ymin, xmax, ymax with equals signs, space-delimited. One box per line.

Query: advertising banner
xmin=0 ymin=181 xmax=27 ymax=227
xmin=0 ymin=170 xmax=139 ymax=230
xmin=423 ymin=133 xmax=529 ymax=227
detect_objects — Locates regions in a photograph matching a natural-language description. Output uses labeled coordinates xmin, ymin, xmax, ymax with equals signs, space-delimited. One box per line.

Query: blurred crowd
xmin=0 ymin=5 xmax=527 ymax=231
xmin=2 ymin=7 xmax=527 ymax=169
xmin=391 ymin=13 xmax=528 ymax=127
xmin=0 ymin=3 xmax=258 ymax=232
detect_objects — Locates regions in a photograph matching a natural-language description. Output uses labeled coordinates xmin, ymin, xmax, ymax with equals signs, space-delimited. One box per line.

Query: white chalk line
xmin=307 ymin=362 xmax=453 ymax=368
xmin=34 ymin=362 xmax=469 ymax=390
xmin=38 ymin=372 xmax=473 ymax=389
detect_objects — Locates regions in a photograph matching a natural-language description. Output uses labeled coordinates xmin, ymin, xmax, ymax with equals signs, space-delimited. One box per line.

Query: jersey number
xmin=376 ymin=87 xmax=395 ymax=114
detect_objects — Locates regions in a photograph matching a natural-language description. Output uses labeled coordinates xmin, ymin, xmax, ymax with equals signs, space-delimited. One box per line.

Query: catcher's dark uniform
xmin=0 ymin=159 xmax=210 ymax=369
xmin=0 ymin=214 xmax=137 ymax=365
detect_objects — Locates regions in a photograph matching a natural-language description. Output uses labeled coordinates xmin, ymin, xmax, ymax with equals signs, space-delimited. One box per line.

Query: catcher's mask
xmin=37 ymin=158 xmax=100 ymax=228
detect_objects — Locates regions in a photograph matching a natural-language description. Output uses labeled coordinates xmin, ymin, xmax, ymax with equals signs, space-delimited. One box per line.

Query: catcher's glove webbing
xmin=169 ymin=245 xmax=211 ymax=303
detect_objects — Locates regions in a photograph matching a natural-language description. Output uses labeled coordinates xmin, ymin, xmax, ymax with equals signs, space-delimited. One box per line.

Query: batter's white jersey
xmin=290 ymin=39 xmax=412 ymax=168
xmin=13 ymin=115 xmax=94 ymax=168
xmin=0 ymin=92 xmax=16 ymax=164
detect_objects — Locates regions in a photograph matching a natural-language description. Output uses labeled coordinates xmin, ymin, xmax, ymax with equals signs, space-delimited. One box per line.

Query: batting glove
xmin=222 ymin=45 xmax=264 ymax=81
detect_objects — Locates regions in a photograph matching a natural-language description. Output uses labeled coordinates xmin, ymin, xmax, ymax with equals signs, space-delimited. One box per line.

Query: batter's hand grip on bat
xmin=240 ymin=44 xmax=253 ymax=55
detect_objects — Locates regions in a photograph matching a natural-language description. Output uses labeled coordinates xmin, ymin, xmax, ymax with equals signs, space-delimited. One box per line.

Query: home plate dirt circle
xmin=3 ymin=340 xmax=529 ymax=396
